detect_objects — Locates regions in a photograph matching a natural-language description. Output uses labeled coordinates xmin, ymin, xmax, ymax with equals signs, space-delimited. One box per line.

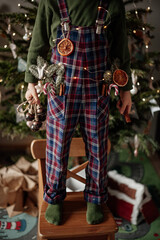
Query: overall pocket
xmin=48 ymin=94 xmax=65 ymax=120
xmin=97 ymin=95 xmax=110 ymax=122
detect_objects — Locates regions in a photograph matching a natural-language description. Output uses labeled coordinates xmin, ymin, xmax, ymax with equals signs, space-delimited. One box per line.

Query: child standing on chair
xmin=25 ymin=0 xmax=132 ymax=225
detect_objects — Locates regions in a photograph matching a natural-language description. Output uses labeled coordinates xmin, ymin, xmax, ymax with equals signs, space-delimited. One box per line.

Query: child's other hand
xmin=117 ymin=90 xmax=132 ymax=115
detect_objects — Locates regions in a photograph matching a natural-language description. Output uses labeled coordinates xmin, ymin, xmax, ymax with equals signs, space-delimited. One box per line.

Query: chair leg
xmin=107 ymin=234 xmax=115 ymax=240
xmin=37 ymin=224 xmax=48 ymax=240
xmin=37 ymin=232 xmax=47 ymax=240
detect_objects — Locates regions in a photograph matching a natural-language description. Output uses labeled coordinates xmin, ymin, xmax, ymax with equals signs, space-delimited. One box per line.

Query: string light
xmin=133 ymin=30 xmax=136 ymax=34
xmin=137 ymin=82 xmax=140 ymax=86
xmin=151 ymin=76 xmax=154 ymax=80
xmin=142 ymin=98 xmax=146 ymax=102
xmin=146 ymin=6 xmax=151 ymax=11
xmin=4 ymin=45 xmax=7 ymax=48
xmin=145 ymin=44 xmax=149 ymax=49
xmin=133 ymin=1 xmax=139 ymax=19
xmin=12 ymin=32 xmax=16 ymax=36
xmin=18 ymin=3 xmax=21 ymax=7
xmin=147 ymin=0 xmax=152 ymax=12
xmin=135 ymin=10 xmax=138 ymax=15
xmin=157 ymin=90 xmax=160 ymax=94
xmin=0 ymin=78 xmax=3 ymax=82
xmin=97 ymin=6 xmax=111 ymax=27
xmin=142 ymin=27 xmax=145 ymax=31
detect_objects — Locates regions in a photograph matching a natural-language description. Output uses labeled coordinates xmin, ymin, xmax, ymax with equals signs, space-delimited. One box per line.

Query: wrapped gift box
xmin=107 ymin=170 xmax=159 ymax=224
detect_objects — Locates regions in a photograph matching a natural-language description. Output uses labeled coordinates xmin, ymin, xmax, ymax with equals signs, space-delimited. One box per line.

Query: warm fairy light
xmin=29 ymin=32 xmax=32 ymax=36
xmin=106 ymin=72 xmax=110 ymax=75
xmin=84 ymin=67 xmax=87 ymax=70
xmin=145 ymin=45 xmax=149 ymax=49
xmin=31 ymin=0 xmax=34 ymax=2
xmin=157 ymin=90 xmax=160 ymax=94
xmin=25 ymin=14 xmax=27 ymax=18
xmin=133 ymin=30 xmax=136 ymax=34
xmin=151 ymin=76 xmax=154 ymax=80
xmin=12 ymin=32 xmax=16 ymax=36
xmin=142 ymin=98 xmax=146 ymax=102
xmin=98 ymin=6 xmax=101 ymax=10
xmin=0 ymin=78 xmax=3 ymax=82
xmin=4 ymin=45 xmax=7 ymax=48
xmin=142 ymin=27 xmax=145 ymax=31
xmin=135 ymin=10 xmax=138 ymax=15
xmin=18 ymin=3 xmax=21 ymax=7
xmin=73 ymin=76 xmax=77 ymax=79
xmin=104 ymin=26 xmax=107 ymax=29
xmin=147 ymin=6 xmax=151 ymax=11
xmin=137 ymin=82 xmax=140 ymax=86
xmin=21 ymin=84 xmax=24 ymax=89
xmin=76 ymin=27 xmax=79 ymax=30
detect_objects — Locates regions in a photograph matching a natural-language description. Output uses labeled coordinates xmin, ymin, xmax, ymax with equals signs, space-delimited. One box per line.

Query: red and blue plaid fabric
xmin=57 ymin=0 xmax=70 ymax=23
xmin=44 ymin=0 xmax=110 ymax=205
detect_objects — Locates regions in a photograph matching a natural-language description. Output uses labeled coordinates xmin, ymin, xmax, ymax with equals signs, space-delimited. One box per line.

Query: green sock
xmin=86 ymin=202 xmax=103 ymax=225
xmin=45 ymin=202 xmax=62 ymax=225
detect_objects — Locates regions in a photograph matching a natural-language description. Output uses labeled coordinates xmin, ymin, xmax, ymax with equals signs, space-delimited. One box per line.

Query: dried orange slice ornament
xmin=113 ymin=69 xmax=128 ymax=87
xmin=57 ymin=38 xmax=74 ymax=56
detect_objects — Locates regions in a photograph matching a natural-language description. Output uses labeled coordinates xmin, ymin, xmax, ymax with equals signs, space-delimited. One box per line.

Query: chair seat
xmin=39 ymin=192 xmax=118 ymax=240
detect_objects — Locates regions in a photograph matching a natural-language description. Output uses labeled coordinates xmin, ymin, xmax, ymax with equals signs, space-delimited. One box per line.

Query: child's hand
xmin=117 ymin=90 xmax=132 ymax=115
xmin=25 ymin=83 xmax=40 ymax=105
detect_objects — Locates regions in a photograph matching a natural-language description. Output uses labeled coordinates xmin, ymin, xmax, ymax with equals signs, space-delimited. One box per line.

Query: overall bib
xmin=44 ymin=0 xmax=110 ymax=205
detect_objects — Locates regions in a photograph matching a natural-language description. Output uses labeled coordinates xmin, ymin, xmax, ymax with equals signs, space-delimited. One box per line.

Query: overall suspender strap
xmin=96 ymin=0 xmax=109 ymax=34
xmin=56 ymin=0 xmax=74 ymax=56
xmin=57 ymin=0 xmax=70 ymax=31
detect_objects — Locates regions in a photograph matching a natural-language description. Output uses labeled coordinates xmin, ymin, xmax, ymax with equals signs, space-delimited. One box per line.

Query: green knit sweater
xmin=25 ymin=0 xmax=132 ymax=91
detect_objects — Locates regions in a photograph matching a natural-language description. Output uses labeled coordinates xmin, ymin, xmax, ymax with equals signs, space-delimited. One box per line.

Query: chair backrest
xmin=31 ymin=137 xmax=111 ymax=208
xmin=31 ymin=137 xmax=86 ymax=159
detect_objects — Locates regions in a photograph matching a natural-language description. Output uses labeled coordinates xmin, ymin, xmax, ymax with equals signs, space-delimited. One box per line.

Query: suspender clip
xmin=63 ymin=22 xmax=70 ymax=31
xmin=96 ymin=25 xmax=102 ymax=34
xmin=96 ymin=20 xmax=103 ymax=34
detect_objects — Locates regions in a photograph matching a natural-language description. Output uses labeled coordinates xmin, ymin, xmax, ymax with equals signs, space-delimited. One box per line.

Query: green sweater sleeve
xmin=24 ymin=0 xmax=51 ymax=83
xmin=108 ymin=0 xmax=132 ymax=91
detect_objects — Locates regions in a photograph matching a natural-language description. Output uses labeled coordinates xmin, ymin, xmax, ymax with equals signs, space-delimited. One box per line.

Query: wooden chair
xmin=31 ymin=138 xmax=118 ymax=240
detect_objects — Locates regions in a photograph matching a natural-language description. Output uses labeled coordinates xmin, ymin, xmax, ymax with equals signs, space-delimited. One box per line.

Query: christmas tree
xmin=108 ymin=0 xmax=160 ymax=156
xmin=0 ymin=0 xmax=46 ymax=139
xmin=0 ymin=0 xmax=159 ymax=156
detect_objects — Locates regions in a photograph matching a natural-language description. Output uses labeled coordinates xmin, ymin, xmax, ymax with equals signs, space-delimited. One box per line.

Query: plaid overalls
xmin=44 ymin=0 xmax=110 ymax=205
